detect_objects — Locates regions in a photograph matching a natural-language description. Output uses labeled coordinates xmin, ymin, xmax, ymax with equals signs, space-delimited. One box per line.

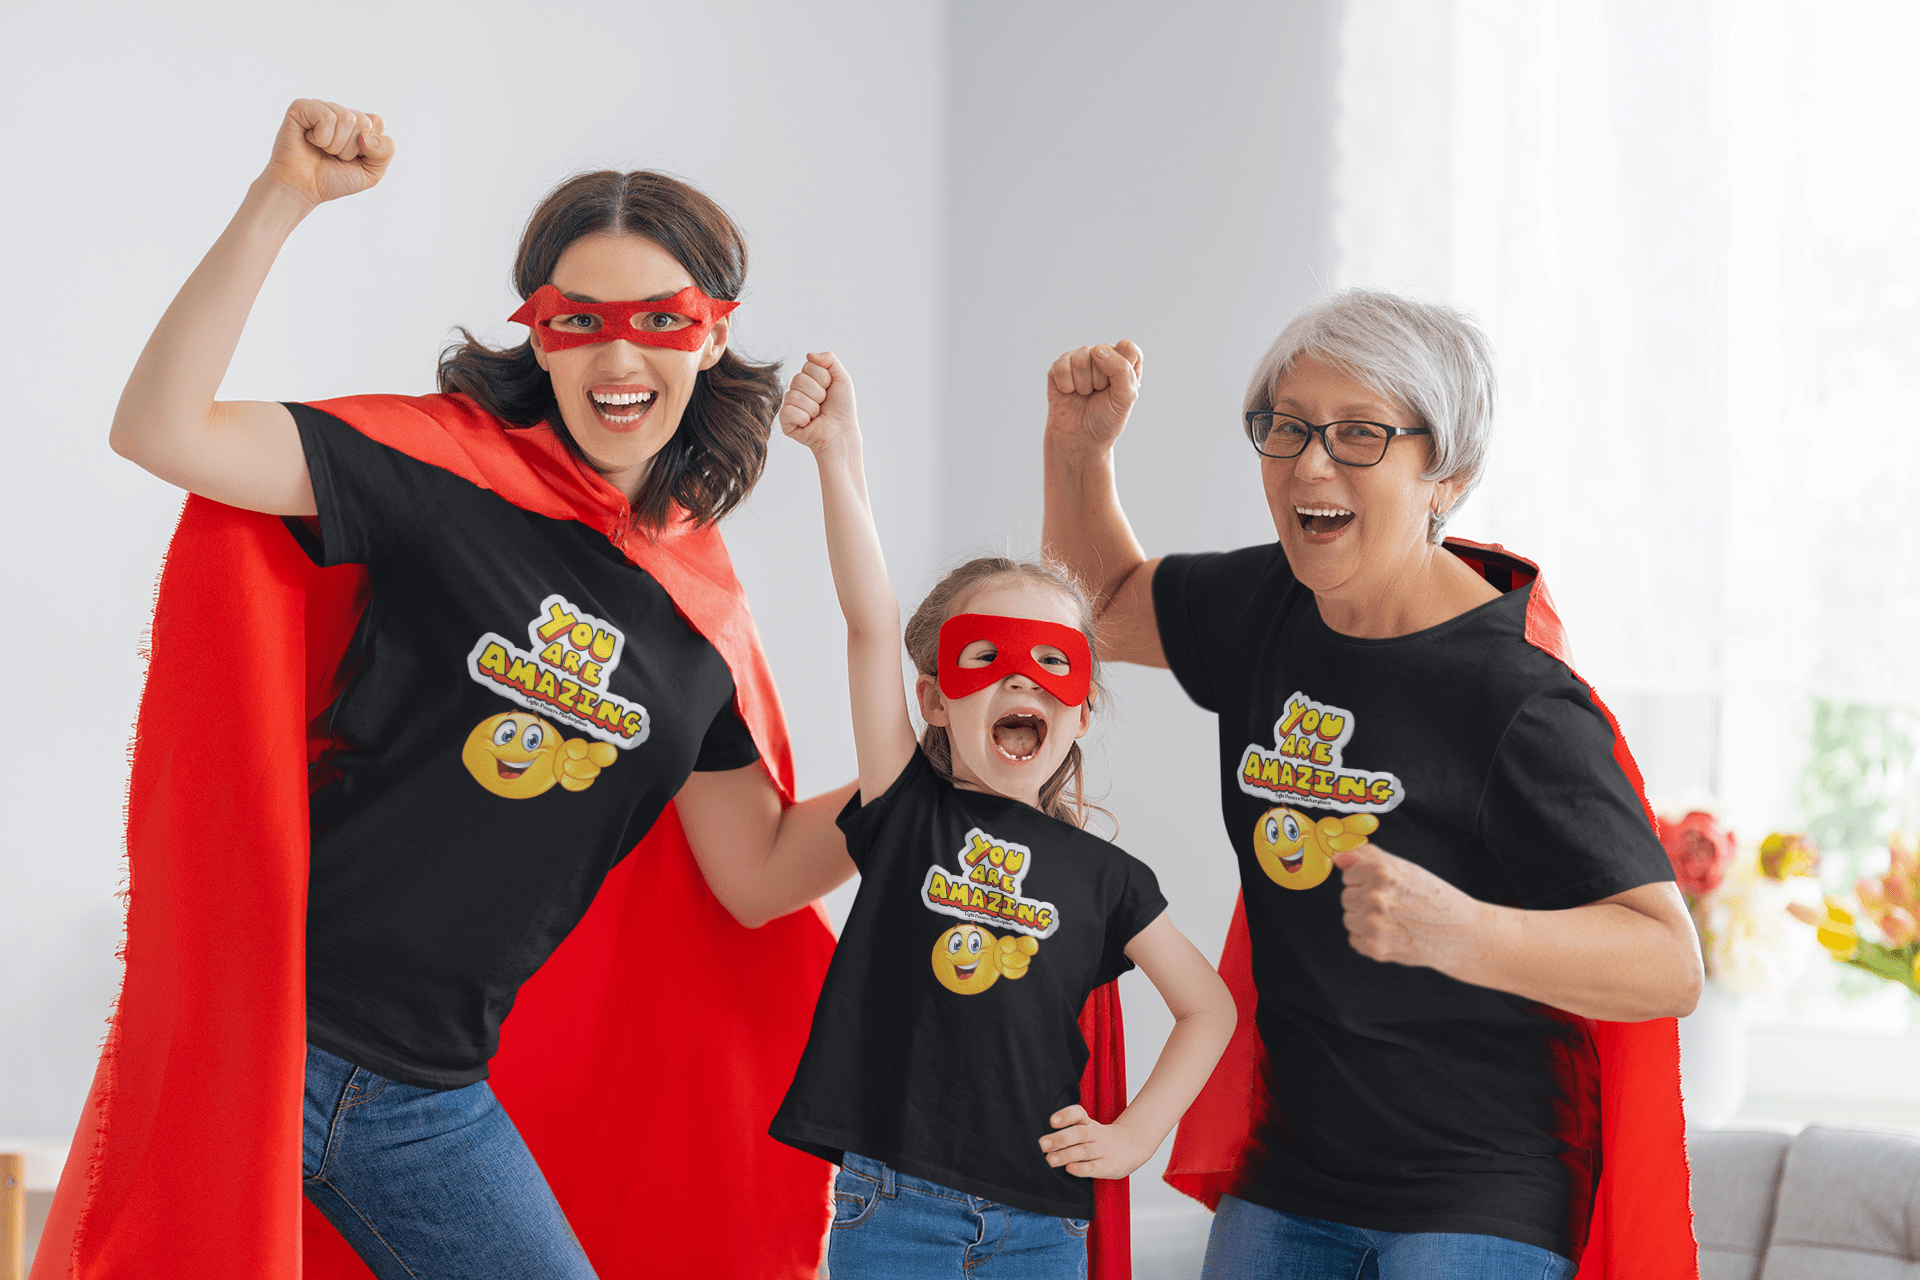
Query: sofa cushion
xmin=1689 ymin=1129 xmax=1791 ymax=1280
xmin=1760 ymin=1124 xmax=1920 ymax=1280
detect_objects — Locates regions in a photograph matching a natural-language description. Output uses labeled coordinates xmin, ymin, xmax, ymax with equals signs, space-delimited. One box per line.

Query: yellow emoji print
xmin=1253 ymin=807 xmax=1378 ymax=890
xmin=461 ymin=711 xmax=618 ymax=799
xmin=930 ymin=924 xmax=1040 ymax=995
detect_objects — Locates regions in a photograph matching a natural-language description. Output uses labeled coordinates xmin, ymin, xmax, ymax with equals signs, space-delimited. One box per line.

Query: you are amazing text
xmin=921 ymin=828 xmax=1061 ymax=939
xmin=1237 ymin=690 xmax=1404 ymax=815
xmin=465 ymin=594 xmax=651 ymax=748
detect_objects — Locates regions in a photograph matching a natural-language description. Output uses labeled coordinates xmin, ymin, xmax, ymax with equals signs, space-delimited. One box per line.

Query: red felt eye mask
xmin=938 ymin=613 xmax=1091 ymax=707
xmin=508 ymin=284 xmax=739 ymax=353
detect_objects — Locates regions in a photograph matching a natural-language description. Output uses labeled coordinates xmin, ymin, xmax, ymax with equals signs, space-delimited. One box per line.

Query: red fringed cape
xmin=1162 ymin=539 xmax=1696 ymax=1279
xmin=35 ymin=392 xmax=1132 ymax=1280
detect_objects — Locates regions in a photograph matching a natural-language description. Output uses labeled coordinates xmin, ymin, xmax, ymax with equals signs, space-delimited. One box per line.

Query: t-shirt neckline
xmin=1308 ymin=577 xmax=1526 ymax=650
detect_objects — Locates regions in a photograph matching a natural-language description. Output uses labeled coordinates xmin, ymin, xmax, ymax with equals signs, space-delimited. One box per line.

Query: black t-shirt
xmin=1153 ymin=542 xmax=1672 ymax=1259
xmin=770 ymin=749 xmax=1167 ymax=1218
xmin=290 ymin=404 xmax=759 ymax=1089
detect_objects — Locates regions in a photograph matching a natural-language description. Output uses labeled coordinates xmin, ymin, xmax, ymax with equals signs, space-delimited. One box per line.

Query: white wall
xmin=0 ymin=0 xmax=947 ymax=1139
xmin=939 ymin=0 xmax=1342 ymax=1227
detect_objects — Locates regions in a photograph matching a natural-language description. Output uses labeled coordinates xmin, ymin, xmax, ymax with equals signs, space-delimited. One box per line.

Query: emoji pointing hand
xmin=461 ymin=711 xmax=618 ymax=799
xmin=1254 ymin=807 xmax=1379 ymax=890
xmin=930 ymin=924 xmax=1040 ymax=994
xmin=558 ymin=736 xmax=619 ymax=792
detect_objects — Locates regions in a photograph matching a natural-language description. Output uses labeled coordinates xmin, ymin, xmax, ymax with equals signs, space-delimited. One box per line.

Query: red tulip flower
xmin=1661 ymin=810 xmax=1737 ymax=899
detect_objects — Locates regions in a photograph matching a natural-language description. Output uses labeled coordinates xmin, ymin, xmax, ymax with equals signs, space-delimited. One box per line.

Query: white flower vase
xmin=1678 ymin=981 xmax=1748 ymax=1128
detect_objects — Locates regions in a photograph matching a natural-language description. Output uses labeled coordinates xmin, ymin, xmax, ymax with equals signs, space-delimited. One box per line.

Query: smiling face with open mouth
xmin=460 ymin=711 xmax=564 ymax=799
xmin=529 ymin=233 xmax=730 ymax=502
xmin=916 ymin=577 xmax=1093 ymax=811
xmin=1260 ymin=354 xmax=1461 ymax=608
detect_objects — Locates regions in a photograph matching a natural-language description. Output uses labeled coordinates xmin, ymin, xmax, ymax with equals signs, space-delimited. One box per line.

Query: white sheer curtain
xmin=1332 ymin=0 xmax=1920 ymax=836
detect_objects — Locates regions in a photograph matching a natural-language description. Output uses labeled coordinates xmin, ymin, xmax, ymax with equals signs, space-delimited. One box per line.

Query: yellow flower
xmin=1758 ymin=832 xmax=1820 ymax=880
xmin=1788 ymin=897 xmax=1859 ymax=960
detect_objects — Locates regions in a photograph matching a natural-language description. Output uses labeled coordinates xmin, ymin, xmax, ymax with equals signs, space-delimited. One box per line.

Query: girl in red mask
xmin=770 ymin=352 xmax=1237 ymax=1279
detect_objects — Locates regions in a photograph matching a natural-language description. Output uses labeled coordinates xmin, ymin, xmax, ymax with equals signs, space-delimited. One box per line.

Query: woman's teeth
xmin=1296 ymin=505 xmax=1355 ymax=534
xmin=992 ymin=713 xmax=1047 ymax=762
xmin=591 ymin=389 xmax=657 ymax=422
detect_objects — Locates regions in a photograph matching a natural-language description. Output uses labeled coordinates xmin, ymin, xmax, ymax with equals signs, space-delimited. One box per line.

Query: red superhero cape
xmin=35 ymin=393 xmax=1132 ymax=1280
xmin=1163 ymin=539 xmax=1696 ymax=1279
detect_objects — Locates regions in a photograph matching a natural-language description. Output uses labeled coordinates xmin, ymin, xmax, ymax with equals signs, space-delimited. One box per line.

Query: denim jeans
xmin=301 ymin=1043 xmax=597 ymax=1280
xmin=826 ymin=1152 xmax=1089 ymax=1279
xmin=1201 ymin=1194 xmax=1577 ymax=1280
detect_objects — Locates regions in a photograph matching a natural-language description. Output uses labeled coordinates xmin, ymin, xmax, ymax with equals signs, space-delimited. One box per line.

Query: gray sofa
xmin=1692 ymin=1125 xmax=1920 ymax=1278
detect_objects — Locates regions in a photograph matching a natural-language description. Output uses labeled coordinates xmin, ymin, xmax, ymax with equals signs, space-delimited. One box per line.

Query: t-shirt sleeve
xmin=284 ymin=402 xmax=451 ymax=567
xmin=691 ymin=695 xmax=761 ymax=772
xmin=1476 ymin=680 xmax=1675 ymax=910
xmin=1152 ymin=547 xmax=1284 ymax=714
xmin=833 ymin=748 xmax=939 ymax=875
xmin=1092 ymin=853 xmax=1170 ymax=988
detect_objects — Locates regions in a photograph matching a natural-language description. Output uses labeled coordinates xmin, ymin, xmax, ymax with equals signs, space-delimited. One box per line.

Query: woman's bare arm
xmin=1334 ymin=848 xmax=1703 ymax=1021
xmin=1038 ymin=342 xmax=1166 ymax=667
xmin=109 ymin=99 xmax=394 ymax=515
xmin=675 ymin=765 xmax=858 ymax=929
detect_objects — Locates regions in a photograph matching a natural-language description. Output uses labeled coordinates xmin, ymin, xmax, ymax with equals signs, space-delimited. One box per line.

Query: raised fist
xmin=264 ymin=98 xmax=395 ymax=209
xmin=1045 ymin=341 xmax=1143 ymax=457
xmin=779 ymin=351 xmax=859 ymax=455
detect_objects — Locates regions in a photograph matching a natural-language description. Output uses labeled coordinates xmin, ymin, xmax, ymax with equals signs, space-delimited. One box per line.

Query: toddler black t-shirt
xmin=1154 ymin=542 xmax=1673 ymax=1260
xmin=290 ymin=404 xmax=759 ymax=1089
xmin=770 ymin=749 xmax=1167 ymax=1218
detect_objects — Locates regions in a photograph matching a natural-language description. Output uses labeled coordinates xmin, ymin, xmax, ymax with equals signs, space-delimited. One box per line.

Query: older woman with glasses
xmin=1040 ymin=289 xmax=1700 ymax=1280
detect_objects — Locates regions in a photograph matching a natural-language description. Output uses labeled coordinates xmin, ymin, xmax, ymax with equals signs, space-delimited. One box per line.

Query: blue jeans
xmin=1201 ymin=1194 xmax=1577 ymax=1280
xmin=301 ymin=1044 xmax=596 ymax=1280
xmin=827 ymin=1152 xmax=1088 ymax=1279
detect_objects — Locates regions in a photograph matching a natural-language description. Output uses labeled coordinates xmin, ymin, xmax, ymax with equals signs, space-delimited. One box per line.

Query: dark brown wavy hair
xmin=438 ymin=170 xmax=780 ymax=529
xmin=903 ymin=556 xmax=1113 ymax=834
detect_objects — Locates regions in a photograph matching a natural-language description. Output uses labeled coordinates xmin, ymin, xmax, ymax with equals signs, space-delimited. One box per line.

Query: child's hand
xmin=779 ymin=351 xmax=859 ymax=456
xmin=1044 ymin=341 xmax=1143 ymax=458
xmin=1037 ymin=1105 xmax=1154 ymax=1179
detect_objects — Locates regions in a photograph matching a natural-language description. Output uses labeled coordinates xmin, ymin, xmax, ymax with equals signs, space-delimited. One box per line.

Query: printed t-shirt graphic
xmin=460 ymin=594 xmax=648 ymax=798
xmin=921 ymin=826 xmax=1056 ymax=993
xmin=1237 ymin=689 xmax=1394 ymax=889
xmin=1152 ymin=541 xmax=1675 ymax=1262
xmin=770 ymin=749 xmax=1166 ymax=1218
xmin=1237 ymin=689 xmax=1405 ymax=814
xmin=290 ymin=403 xmax=759 ymax=1089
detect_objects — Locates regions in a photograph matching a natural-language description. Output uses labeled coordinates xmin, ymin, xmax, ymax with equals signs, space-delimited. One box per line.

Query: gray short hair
xmin=1244 ymin=288 xmax=1497 ymax=542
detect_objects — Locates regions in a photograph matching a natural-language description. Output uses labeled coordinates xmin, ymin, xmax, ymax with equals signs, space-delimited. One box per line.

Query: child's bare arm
xmin=1037 ymin=911 xmax=1236 ymax=1179
xmin=779 ymin=352 xmax=919 ymax=804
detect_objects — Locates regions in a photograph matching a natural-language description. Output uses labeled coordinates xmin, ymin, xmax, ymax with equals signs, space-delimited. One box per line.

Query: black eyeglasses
xmin=1244 ymin=412 xmax=1433 ymax=467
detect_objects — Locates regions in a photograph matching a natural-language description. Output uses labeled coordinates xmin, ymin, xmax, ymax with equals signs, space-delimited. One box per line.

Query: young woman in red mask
xmin=770 ymin=351 xmax=1236 ymax=1279
xmin=76 ymin=98 xmax=855 ymax=1279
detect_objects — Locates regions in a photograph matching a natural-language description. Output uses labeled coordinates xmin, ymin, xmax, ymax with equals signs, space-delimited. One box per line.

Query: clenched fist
xmin=779 ymin=351 xmax=859 ymax=457
xmin=264 ymin=98 xmax=395 ymax=210
xmin=1332 ymin=845 xmax=1489 ymax=969
xmin=1044 ymin=341 xmax=1143 ymax=458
